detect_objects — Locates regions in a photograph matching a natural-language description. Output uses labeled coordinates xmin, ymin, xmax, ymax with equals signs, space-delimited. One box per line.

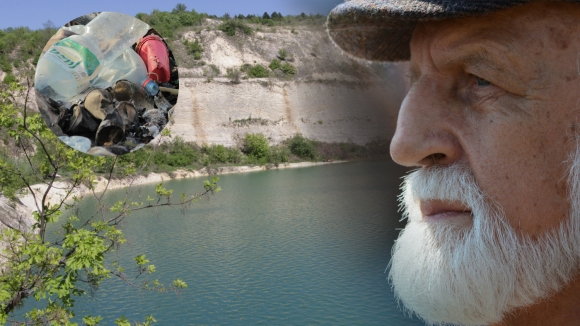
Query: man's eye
xmin=475 ymin=76 xmax=492 ymax=86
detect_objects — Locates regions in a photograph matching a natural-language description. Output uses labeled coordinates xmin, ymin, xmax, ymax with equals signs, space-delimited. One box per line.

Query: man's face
xmin=388 ymin=2 xmax=580 ymax=325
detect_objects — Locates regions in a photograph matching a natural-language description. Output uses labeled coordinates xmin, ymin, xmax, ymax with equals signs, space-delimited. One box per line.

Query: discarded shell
xmin=117 ymin=101 xmax=138 ymax=126
xmin=132 ymin=85 xmax=156 ymax=111
xmin=34 ymin=89 xmax=66 ymax=136
xmin=84 ymin=88 xmax=115 ymax=120
xmin=68 ymin=104 xmax=98 ymax=133
xmin=96 ymin=111 xmax=125 ymax=146
xmin=113 ymin=80 xmax=134 ymax=102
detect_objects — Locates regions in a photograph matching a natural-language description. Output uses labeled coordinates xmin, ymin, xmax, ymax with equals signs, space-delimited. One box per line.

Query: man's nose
xmin=389 ymin=79 xmax=463 ymax=168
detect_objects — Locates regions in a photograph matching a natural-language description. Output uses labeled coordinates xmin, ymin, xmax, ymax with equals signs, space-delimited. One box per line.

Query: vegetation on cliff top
xmin=0 ymin=3 xmax=325 ymax=85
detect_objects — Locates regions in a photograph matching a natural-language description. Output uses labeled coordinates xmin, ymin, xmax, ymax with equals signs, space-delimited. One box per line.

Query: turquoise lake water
xmin=17 ymin=159 xmax=426 ymax=325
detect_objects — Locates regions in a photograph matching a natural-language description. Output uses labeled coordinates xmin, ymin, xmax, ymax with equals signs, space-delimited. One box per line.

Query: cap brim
xmin=326 ymin=0 xmax=530 ymax=62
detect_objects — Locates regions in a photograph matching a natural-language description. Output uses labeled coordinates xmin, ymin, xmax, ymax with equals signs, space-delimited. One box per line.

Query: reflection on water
xmin=21 ymin=159 xmax=426 ymax=325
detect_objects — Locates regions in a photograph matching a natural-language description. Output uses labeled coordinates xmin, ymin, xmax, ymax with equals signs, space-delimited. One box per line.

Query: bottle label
xmin=45 ymin=38 xmax=101 ymax=93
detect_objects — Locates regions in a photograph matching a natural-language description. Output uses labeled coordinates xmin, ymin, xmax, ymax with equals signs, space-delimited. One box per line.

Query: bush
xmin=242 ymin=133 xmax=270 ymax=161
xmin=32 ymin=52 xmax=41 ymax=66
xmin=203 ymin=64 xmax=221 ymax=80
xmin=226 ymin=68 xmax=241 ymax=84
xmin=184 ymin=39 xmax=203 ymax=60
xmin=278 ymin=48 xmax=288 ymax=60
xmin=202 ymin=144 xmax=241 ymax=164
xmin=269 ymin=59 xmax=295 ymax=77
xmin=269 ymin=59 xmax=281 ymax=71
xmin=0 ymin=57 xmax=12 ymax=73
xmin=268 ymin=146 xmax=289 ymax=164
xmin=217 ymin=20 xmax=253 ymax=36
xmin=209 ymin=64 xmax=220 ymax=75
xmin=242 ymin=64 xmax=269 ymax=78
xmin=280 ymin=62 xmax=296 ymax=76
xmin=153 ymin=137 xmax=200 ymax=167
xmin=116 ymin=147 xmax=152 ymax=171
xmin=3 ymin=73 xmax=17 ymax=85
xmin=287 ymin=134 xmax=317 ymax=160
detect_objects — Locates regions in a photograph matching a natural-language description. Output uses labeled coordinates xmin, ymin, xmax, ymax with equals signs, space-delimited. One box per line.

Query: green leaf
xmin=83 ymin=315 xmax=103 ymax=325
xmin=134 ymin=254 xmax=149 ymax=266
xmin=115 ymin=315 xmax=131 ymax=326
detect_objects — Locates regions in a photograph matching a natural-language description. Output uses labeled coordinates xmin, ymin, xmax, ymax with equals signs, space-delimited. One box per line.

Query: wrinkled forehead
xmin=408 ymin=2 xmax=580 ymax=77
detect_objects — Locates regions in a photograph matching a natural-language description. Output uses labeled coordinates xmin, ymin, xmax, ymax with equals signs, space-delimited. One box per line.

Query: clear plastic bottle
xmin=81 ymin=12 xmax=149 ymax=65
xmin=92 ymin=48 xmax=158 ymax=96
xmin=35 ymin=34 xmax=103 ymax=101
xmin=35 ymin=12 xmax=150 ymax=102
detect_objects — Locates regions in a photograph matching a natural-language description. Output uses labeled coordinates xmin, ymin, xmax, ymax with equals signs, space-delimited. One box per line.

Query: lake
xmin=17 ymin=159 xmax=426 ymax=325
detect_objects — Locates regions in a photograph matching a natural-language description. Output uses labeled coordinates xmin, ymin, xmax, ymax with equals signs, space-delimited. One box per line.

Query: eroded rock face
xmin=168 ymin=22 xmax=408 ymax=146
xmin=0 ymin=195 xmax=33 ymax=233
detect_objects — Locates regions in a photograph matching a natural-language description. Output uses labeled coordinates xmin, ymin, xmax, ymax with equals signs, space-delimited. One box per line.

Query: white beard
xmin=388 ymin=152 xmax=580 ymax=325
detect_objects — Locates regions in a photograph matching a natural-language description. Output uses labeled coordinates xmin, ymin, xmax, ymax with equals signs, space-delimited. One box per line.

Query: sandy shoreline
xmin=17 ymin=161 xmax=343 ymax=214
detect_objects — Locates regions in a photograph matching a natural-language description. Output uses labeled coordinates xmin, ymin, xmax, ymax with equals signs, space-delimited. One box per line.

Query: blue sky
xmin=2 ymin=0 xmax=343 ymax=30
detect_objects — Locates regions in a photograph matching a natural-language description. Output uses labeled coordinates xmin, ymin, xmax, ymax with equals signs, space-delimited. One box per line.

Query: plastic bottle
xmin=35 ymin=34 xmax=103 ymax=101
xmin=142 ymin=78 xmax=159 ymax=96
xmin=82 ymin=12 xmax=149 ymax=65
xmin=35 ymin=12 xmax=150 ymax=102
xmin=91 ymin=48 xmax=158 ymax=96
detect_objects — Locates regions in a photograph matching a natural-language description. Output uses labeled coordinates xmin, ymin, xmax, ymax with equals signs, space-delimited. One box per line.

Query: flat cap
xmin=326 ymin=0 xmax=535 ymax=61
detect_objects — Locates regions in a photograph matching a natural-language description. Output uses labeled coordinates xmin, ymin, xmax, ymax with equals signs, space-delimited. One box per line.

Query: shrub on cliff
xmin=242 ymin=64 xmax=269 ymax=78
xmin=269 ymin=59 xmax=281 ymax=71
xmin=287 ymin=134 xmax=317 ymax=160
xmin=226 ymin=68 xmax=242 ymax=84
xmin=153 ymin=136 xmax=200 ymax=167
xmin=280 ymin=62 xmax=296 ymax=76
xmin=268 ymin=145 xmax=290 ymax=165
xmin=269 ymin=59 xmax=295 ymax=77
xmin=242 ymin=133 xmax=270 ymax=162
xmin=184 ymin=39 xmax=203 ymax=60
xmin=203 ymin=144 xmax=242 ymax=164
xmin=217 ymin=20 xmax=253 ymax=36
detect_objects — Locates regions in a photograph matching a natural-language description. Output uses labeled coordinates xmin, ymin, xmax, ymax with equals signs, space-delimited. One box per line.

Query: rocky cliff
xmin=167 ymin=19 xmax=408 ymax=146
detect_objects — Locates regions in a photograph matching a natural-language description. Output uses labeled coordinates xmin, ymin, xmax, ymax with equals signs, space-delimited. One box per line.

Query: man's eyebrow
xmin=407 ymin=51 xmax=500 ymax=85
xmin=441 ymin=51 xmax=500 ymax=71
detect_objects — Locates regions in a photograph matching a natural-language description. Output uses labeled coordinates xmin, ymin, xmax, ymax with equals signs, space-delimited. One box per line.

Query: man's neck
xmin=493 ymin=274 xmax=580 ymax=326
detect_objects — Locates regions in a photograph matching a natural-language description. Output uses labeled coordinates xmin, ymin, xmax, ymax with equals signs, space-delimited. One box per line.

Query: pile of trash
xmin=34 ymin=12 xmax=179 ymax=156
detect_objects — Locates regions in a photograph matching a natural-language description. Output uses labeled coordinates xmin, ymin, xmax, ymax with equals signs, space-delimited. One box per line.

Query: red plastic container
xmin=136 ymin=35 xmax=170 ymax=83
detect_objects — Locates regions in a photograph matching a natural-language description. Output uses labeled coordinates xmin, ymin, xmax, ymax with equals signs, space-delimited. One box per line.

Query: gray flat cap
xmin=327 ymin=0 xmax=536 ymax=61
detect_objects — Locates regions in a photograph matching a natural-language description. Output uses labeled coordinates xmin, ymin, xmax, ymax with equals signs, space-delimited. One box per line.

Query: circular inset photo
xmin=34 ymin=12 xmax=179 ymax=156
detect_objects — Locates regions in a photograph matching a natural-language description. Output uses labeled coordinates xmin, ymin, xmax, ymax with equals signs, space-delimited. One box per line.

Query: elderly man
xmin=327 ymin=1 xmax=580 ymax=325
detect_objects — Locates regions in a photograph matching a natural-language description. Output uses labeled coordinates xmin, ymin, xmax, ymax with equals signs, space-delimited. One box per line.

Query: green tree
xmin=242 ymin=133 xmax=270 ymax=162
xmin=287 ymin=134 xmax=317 ymax=160
xmin=173 ymin=3 xmax=187 ymax=13
xmin=0 ymin=82 xmax=220 ymax=324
